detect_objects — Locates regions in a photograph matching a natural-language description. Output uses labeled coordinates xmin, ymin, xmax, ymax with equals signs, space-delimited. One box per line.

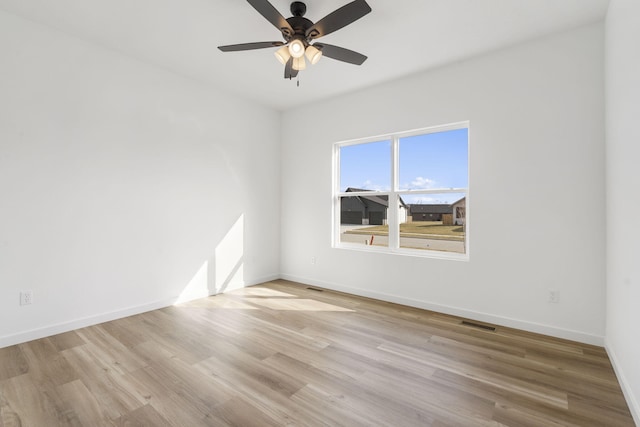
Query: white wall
xmin=0 ymin=10 xmax=281 ymax=347
xmin=605 ymin=0 xmax=640 ymax=423
xmin=281 ymin=23 xmax=606 ymax=345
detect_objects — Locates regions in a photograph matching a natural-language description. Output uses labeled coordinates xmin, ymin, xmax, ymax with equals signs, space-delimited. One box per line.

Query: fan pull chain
xmin=297 ymin=75 xmax=300 ymax=87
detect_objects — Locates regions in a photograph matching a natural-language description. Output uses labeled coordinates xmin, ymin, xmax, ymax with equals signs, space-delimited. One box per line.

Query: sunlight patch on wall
xmin=175 ymin=260 xmax=210 ymax=304
xmin=215 ymin=214 xmax=244 ymax=294
xmin=175 ymin=214 xmax=245 ymax=305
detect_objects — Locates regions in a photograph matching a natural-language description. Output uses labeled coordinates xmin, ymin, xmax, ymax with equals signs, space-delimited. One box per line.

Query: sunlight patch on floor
xmin=233 ymin=287 xmax=296 ymax=298
xmin=245 ymin=298 xmax=354 ymax=312
xmin=205 ymin=298 xmax=258 ymax=310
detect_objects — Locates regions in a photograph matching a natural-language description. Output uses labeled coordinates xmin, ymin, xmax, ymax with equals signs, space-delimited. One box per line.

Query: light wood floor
xmin=0 ymin=280 xmax=634 ymax=426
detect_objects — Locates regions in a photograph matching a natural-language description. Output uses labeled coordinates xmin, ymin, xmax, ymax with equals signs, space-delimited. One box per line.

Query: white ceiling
xmin=0 ymin=0 xmax=609 ymax=111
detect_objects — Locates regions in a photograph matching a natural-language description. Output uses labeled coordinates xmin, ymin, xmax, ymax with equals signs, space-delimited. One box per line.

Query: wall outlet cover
xmin=20 ymin=290 xmax=33 ymax=306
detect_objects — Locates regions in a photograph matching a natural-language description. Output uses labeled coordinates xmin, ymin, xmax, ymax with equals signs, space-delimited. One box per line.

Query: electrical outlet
xmin=548 ymin=290 xmax=559 ymax=304
xmin=311 ymin=257 xmax=317 ymax=265
xmin=20 ymin=290 xmax=33 ymax=306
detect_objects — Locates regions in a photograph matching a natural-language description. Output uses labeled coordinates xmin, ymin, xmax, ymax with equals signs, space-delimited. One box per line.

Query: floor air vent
xmin=461 ymin=320 xmax=496 ymax=332
xmin=306 ymin=287 xmax=324 ymax=292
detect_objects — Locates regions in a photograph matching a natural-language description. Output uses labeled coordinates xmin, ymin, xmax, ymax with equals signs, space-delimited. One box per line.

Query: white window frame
xmin=332 ymin=121 xmax=470 ymax=261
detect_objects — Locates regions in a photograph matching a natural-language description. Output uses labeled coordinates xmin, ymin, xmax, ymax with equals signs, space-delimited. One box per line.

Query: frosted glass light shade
xmin=305 ymin=45 xmax=322 ymax=65
xmin=288 ymin=39 xmax=305 ymax=58
xmin=292 ymin=56 xmax=306 ymax=71
xmin=274 ymin=46 xmax=291 ymax=65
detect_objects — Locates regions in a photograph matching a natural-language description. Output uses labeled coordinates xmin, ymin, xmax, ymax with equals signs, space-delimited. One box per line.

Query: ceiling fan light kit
xmin=288 ymin=38 xmax=306 ymax=58
xmin=293 ymin=56 xmax=307 ymax=71
xmin=274 ymin=45 xmax=291 ymax=65
xmin=305 ymin=44 xmax=322 ymax=65
xmin=218 ymin=0 xmax=371 ymax=80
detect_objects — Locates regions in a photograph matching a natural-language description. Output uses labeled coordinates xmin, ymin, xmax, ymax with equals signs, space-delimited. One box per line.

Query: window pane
xmin=401 ymin=193 xmax=466 ymax=254
xmin=340 ymin=140 xmax=391 ymax=192
xmin=334 ymin=124 xmax=469 ymax=258
xmin=399 ymin=129 xmax=468 ymax=191
xmin=339 ymin=195 xmax=389 ymax=247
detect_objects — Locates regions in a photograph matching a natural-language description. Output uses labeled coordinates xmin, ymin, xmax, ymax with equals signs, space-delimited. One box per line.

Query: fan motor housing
xmin=290 ymin=1 xmax=307 ymax=17
xmin=287 ymin=1 xmax=313 ymax=38
xmin=286 ymin=16 xmax=313 ymax=37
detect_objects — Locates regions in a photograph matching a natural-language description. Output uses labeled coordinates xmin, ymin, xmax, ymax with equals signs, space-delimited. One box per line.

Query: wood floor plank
xmin=357 ymin=368 xmax=498 ymax=426
xmin=47 ymin=331 xmax=86 ymax=353
xmin=58 ymin=379 xmax=109 ymax=426
xmin=492 ymin=401 xmax=579 ymax=427
xmin=430 ymin=369 xmax=574 ymax=422
xmin=18 ymin=339 xmax=79 ymax=388
xmin=289 ymin=384 xmax=379 ymax=427
xmin=60 ymin=345 xmax=148 ymax=419
xmin=74 ymin=326 xmax=147 ymax=374
xmin=422 ymin=334 xmax=625 ymax=405
xmin=0 ymin=346 xmax=28 ymax=382
xmin=377 ymin=340 xmax=570 ymax=410
xmin=0 ymin=280 xmax=634 ymax=426
xmin=262 ymin=353 xmax=386 ymax=426
xmin=213 ymin=396 xmax=286 ymax=427
xmin=0 ymin=387 xmax=22 ymax=427
xmin=1 ymin=374 xmax=70 ymax=426
xmin=128 ymin=363 xmax=231 ymax=427
xmin=194 ymin=356 xmax=315 ymax=426
xmin=111 ymin=403 xmax=173 ymax=427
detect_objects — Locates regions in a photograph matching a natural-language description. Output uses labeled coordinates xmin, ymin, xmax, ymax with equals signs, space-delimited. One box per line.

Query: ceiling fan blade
xmin=218 ymin=41 xmax=284 ymax=52
xmin=247 ymin=0 xmax=294 ymax=37
xmin=306 ymin=0 xmax=371 ymax=40
xmin=314 ymin=43 xmax=367 ymax=65
xmin=284 ymin=57 xmax=299 ymax=79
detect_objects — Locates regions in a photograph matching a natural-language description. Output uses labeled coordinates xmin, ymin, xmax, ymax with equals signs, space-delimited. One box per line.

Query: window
xmin=333 ymin=123 xmax=469 ymax=259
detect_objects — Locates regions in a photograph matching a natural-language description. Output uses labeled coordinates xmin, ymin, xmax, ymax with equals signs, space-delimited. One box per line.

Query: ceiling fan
xmin=218 ymin=0 xmax=372 ymax=79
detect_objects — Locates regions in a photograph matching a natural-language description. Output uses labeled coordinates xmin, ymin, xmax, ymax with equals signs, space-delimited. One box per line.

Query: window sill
xmin=333 ymin=243 xmax=469 ymax=262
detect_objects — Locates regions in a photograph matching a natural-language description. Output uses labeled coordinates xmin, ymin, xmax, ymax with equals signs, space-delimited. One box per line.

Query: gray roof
xmin=345 ymin=188 xmax=408 ymax=208
xmin=409 ymin=204 xmax=452 ymax=214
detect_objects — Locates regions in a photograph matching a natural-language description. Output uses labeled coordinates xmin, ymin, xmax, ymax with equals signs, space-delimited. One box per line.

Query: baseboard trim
xmin=0 ymin=298 xmax=175 ymax=349
xmin=280 ymin=274 xmax=605 ymax=346
xmin=605 ymin=339 xmax=640 ymax=426
xmin=0 ymin=274 xmax=280 ymax=349
xmin=1 ymin=272 xmax=604 ymax=349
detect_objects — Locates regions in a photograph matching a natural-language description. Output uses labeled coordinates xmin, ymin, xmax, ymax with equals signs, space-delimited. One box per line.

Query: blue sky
xmin=339 ymin=128 xmax=468 ymax=204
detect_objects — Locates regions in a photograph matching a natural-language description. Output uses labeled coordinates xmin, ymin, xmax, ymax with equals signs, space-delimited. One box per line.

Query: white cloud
xmin=409 ymin=177 xmax=436 ymax=189
xmin=360 ymin=180 xmax=388 ymax=191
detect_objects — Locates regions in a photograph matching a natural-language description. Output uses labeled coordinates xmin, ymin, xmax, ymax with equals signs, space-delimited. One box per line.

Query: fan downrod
xmin=290 ymin=1 xmax=307 ymax=17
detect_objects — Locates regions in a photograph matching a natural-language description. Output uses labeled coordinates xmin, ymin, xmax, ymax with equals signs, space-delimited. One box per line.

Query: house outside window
xmin=333 ymin=122 xmax=469 ymax=259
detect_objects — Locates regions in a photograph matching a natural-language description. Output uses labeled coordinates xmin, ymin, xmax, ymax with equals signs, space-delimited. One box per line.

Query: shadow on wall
xmin=174 ymin=214 xmax=245 ymax=304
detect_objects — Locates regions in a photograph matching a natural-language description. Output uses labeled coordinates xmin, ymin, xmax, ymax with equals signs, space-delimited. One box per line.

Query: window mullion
xmin=388 ymin=137 xmax=400 ymax=249
xmin=333 ymin=144 xmax=340 ymax=246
